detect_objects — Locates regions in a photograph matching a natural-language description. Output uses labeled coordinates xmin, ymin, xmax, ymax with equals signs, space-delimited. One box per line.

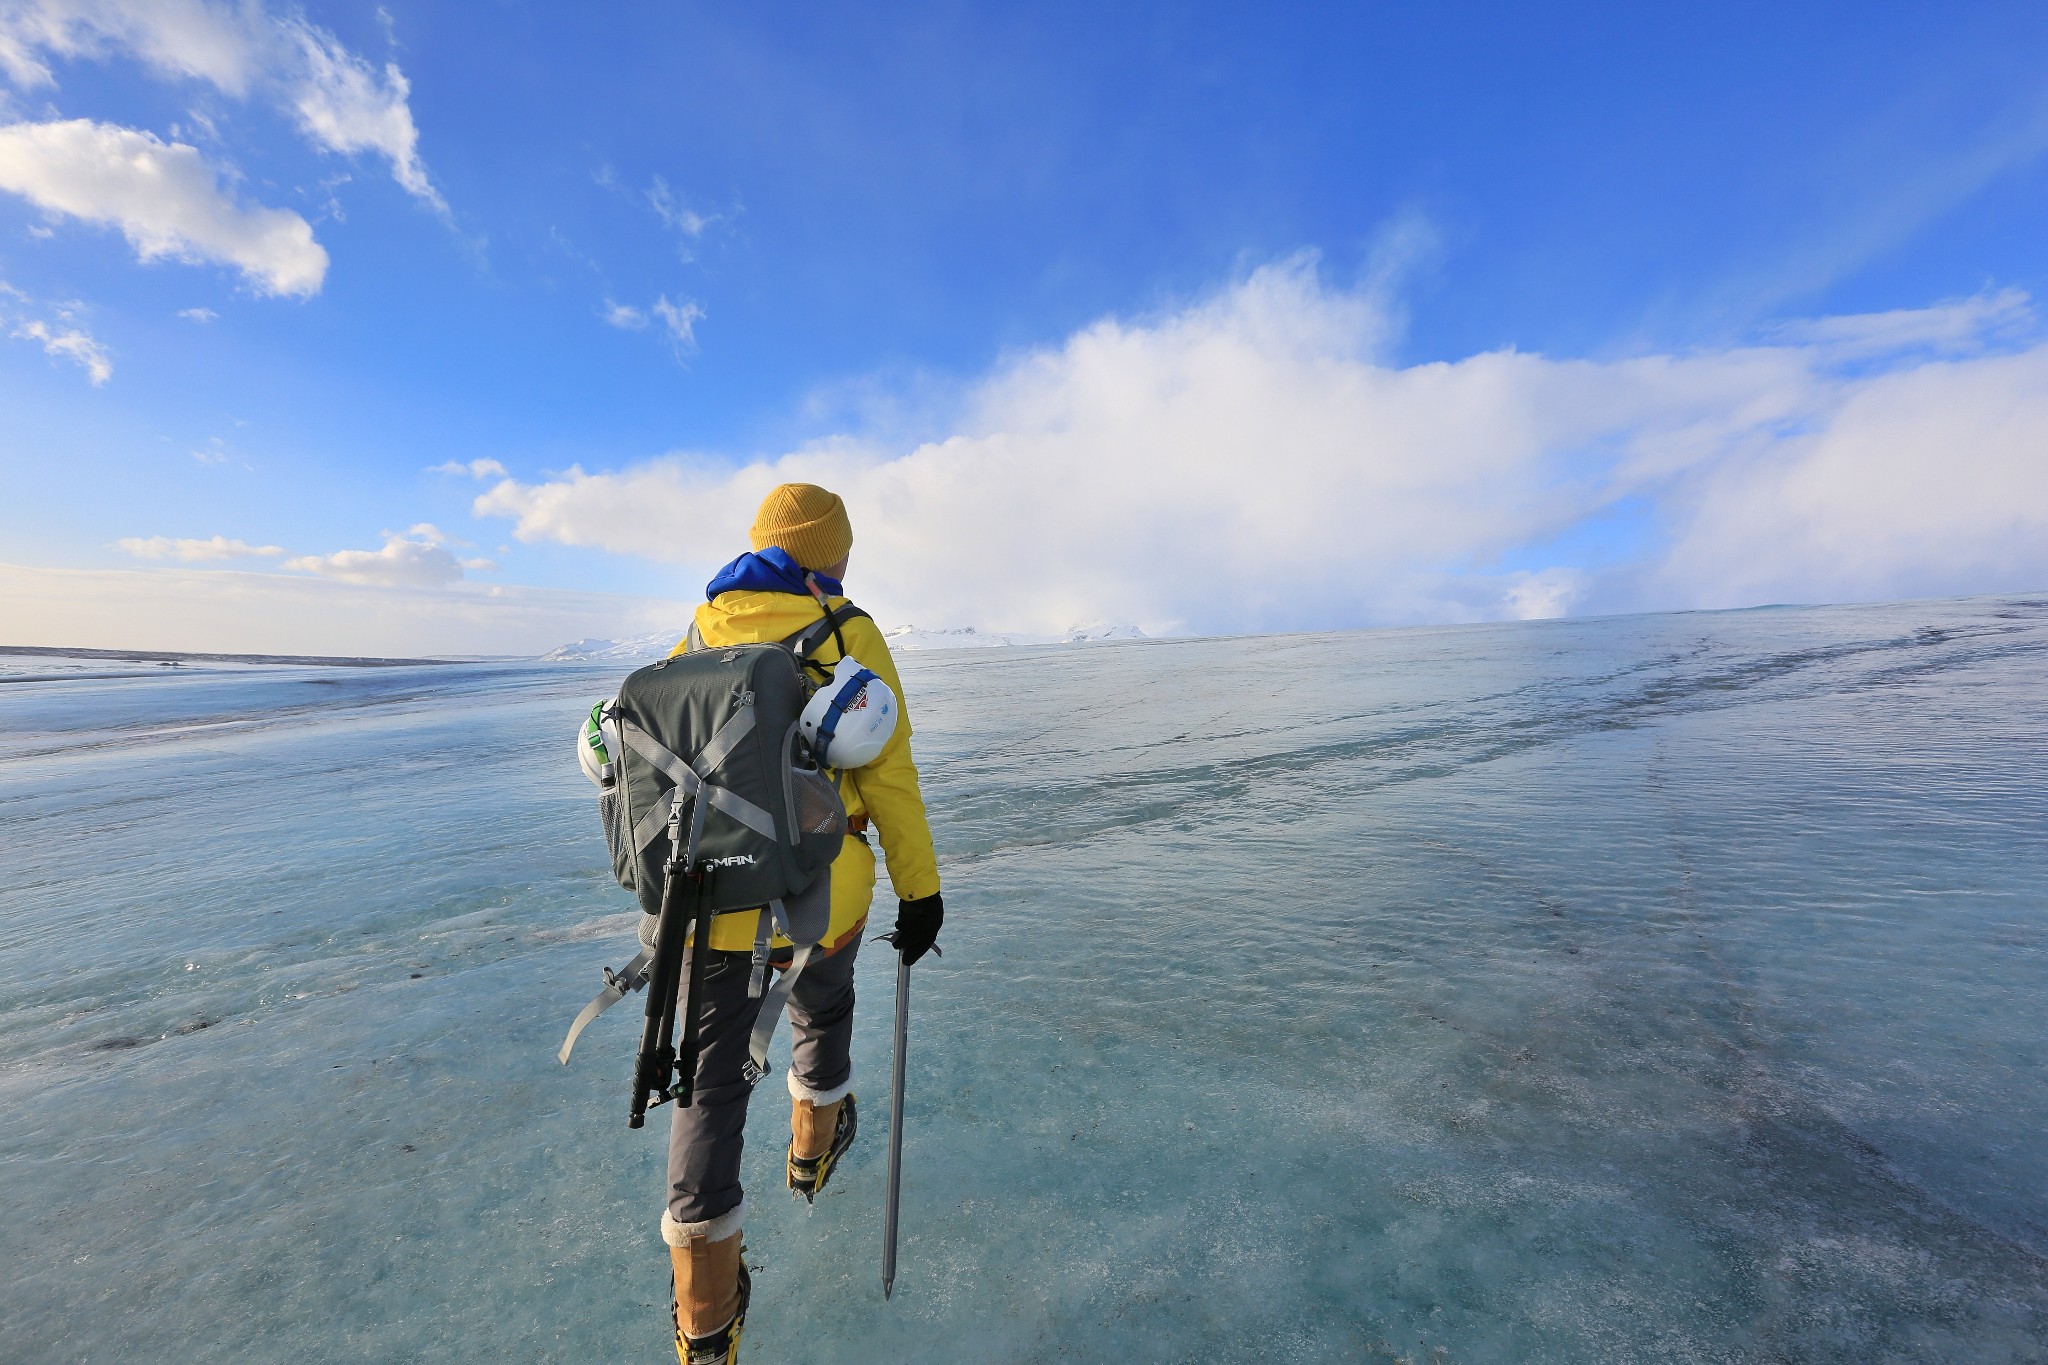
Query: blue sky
xmin=3 ymin=2 xmax=2047 ymax=654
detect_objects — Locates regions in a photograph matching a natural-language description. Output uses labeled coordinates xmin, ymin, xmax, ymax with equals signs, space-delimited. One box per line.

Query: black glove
xmin=889 ymin=892 xmax=944 ymax=965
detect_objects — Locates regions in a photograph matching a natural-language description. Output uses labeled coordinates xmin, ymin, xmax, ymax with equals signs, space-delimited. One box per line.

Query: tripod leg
xmin=673 ymin=867 xmax=716 ymax=1108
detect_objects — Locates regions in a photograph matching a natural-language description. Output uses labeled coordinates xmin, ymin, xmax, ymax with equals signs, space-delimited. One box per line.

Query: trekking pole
xmin=882 ymin=946 xmax=910 ymax=1299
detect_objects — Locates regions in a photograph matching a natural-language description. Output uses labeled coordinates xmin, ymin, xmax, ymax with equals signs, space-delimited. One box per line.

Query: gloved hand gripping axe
xmin=628 ymin=788 xmax=715 ymax=1129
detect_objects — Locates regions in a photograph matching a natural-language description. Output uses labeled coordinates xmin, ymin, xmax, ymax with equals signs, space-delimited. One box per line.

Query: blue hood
xmin=705 ymin=547 xmax=843 ymax=601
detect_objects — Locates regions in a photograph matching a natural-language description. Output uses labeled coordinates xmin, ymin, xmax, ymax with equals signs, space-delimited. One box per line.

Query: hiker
xmin=660 ymin=483 xmax=944 ymax=1364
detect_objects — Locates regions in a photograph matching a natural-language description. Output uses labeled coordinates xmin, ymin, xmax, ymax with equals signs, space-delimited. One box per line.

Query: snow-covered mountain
xmin=539 ymin=631 xmax=684 ymax=662
xmin=1059 ymin=622 xmax=1147 ymax=643
xmin=542 ymin=621 xmax=1146 ymax=661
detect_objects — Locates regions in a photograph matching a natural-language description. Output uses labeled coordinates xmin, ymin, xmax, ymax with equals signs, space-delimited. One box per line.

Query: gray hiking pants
xmin=664 ymin=934 xmax=862 ymax=1229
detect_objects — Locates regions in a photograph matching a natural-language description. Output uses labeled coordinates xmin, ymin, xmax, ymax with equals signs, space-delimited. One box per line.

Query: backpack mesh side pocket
xmin=598 ymin=782 xmax=636 ymax=892
xmin=791 ymin=766 xmax=847 ymax=840
xmin=781 ymin=719 xmax=847 ymax=882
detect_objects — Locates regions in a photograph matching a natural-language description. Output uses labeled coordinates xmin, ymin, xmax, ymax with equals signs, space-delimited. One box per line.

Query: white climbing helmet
xmin=576 ymin=700 xmax=621 ymax=787
xmin=800 ymin=656 xmax=898 ymax=769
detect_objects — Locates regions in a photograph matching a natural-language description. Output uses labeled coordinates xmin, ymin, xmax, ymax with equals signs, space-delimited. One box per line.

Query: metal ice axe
xmin=877 ymin=931 xmax=937 ymax=1300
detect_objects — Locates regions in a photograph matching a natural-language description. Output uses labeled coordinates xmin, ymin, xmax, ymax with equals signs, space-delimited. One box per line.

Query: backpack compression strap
xmin=557 ymin=948 xmax=652 ymax=1064
xmin=739 ymin=872 xmax=832 ymax=1086
xmin=618 ymin=710 xmax=779 ymax=852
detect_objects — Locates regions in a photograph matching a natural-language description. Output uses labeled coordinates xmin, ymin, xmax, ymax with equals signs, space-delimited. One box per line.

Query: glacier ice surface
xmin=3 ymin=596 xmax=2046 ymax=1362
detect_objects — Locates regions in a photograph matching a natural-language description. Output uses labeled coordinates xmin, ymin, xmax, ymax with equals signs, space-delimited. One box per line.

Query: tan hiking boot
xmin=670 ymin=1231 xmax=749 ymax=1365
xmin=787 ymin=1092 xmax=858 ymax=1202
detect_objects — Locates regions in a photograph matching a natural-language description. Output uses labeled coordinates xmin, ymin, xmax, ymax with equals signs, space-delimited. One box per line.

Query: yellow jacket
xmin=673 ymin=589 xmax=941 ymax=954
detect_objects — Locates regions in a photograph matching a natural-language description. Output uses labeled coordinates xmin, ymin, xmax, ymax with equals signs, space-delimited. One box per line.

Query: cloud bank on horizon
xmin=472 ymin=260 xmax=2048 ymax=639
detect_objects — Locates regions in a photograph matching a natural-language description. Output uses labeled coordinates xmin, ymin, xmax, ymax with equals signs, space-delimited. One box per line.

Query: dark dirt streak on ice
xmin=1391 ymin=745 xmax=2048 ymax=1359
xmin=1635 ymin=741 xmax=2048 ymax=1352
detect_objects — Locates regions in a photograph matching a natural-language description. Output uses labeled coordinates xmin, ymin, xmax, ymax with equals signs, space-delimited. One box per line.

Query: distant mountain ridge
xmin=540 ymin=621 xmax=1145 ymax=662
xmin=540 ymin=632 xmax=682 ymax=662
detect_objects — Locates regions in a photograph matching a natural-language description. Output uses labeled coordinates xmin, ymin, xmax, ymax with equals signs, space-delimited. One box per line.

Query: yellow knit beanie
xmin=749 ymin=483 xmax=853 ymax=570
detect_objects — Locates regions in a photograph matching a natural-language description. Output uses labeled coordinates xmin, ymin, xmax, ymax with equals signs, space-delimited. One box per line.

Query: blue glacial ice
xmin=1 ymin=596 xmax=2045 ymax=1362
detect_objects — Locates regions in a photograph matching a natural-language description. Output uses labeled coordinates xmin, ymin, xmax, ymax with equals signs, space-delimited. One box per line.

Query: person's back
xmin=658 ymin=483 xmax=944 ymax=1365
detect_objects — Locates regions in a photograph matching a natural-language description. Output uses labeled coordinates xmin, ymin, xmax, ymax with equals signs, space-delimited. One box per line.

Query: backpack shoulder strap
xmin=779 ymin=603 xmax=871 ymax=664
xmin=684 ymin=621 xmax=705 ymax=653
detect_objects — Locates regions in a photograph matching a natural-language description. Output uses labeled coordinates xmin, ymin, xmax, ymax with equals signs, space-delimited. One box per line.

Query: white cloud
xmin=11 ymin=314 xmax=110 ymax=381
xmin=0 ymin=0 xmax=259 ymax=93
xmin=429 ymin=457 xmax=507 ymax=479
xmin=1766 ymin=288 xmax=2033 ymax=358
xmin=1653 ymin=344 xmax=2048 ymax=608
xmin=282 ymin=16 xmax=443 ymax=213
xmin=282 ymin=532 xmax=465 ymax=588
xmin=645 ymin=175 xmax=731 ymax=260
xmin=116 ymin=534 xmax=283 ymax=561
xmin=605 ymin=294 xmax=704 ymax=353
xmin=0 ymin=1 xmax=443 ymax=208
xmin=648 ymin=176 xmax=711 ymax=238
xmin=177 ymin=305 xmax=216 ymax=322
xmin=0 ymin=119 xmax=327 ymax=295
xmin=652 ymin=294 xmax=703 ymax=350
xmin=108 ymin=524 xmax=497 ymax=607
xmin=1725 ymin=101 xmax=2048 ymax=321
xmin=0 ymin=560 xmax=693 ymax=657
xmin=1 ymin=277 xmax=111 ymax=381
xmin=1502 ymin=569 xmax=1587 ymax=621
xmin=473 ymin=260 xmax=2048 ymax=635
xmin=402 ymin=521 xmax=478 ymax=549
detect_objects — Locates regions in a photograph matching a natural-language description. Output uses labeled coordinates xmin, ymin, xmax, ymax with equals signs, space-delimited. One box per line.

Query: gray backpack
xmin=561 ymin=606 xmax=869 ymax=1083
xmin=603 ymin=640 xmax=845 ymax=916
